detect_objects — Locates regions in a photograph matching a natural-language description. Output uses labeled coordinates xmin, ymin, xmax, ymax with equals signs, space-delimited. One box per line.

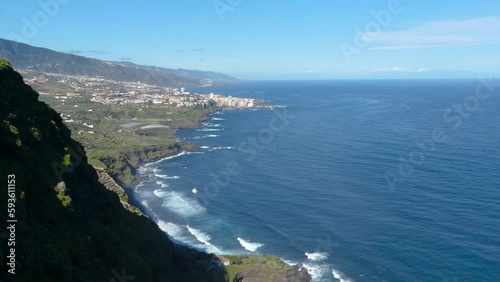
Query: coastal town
xmin=19 ymin=70 xmax=260 ymax=109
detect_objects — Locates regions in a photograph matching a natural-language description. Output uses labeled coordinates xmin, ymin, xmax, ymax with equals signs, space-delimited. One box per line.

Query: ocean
xmin=133 ymin=80 xmax=500 ymax=281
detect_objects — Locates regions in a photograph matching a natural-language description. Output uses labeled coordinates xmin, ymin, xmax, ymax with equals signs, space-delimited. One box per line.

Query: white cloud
xmin=372 ymin=67 xmax=406 ymax=72
xmin=365 ymin=17 xmax=500 ymax=50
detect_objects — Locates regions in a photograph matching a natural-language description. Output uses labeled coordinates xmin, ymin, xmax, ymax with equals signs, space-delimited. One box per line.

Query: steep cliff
xmin=0 ymin=59 xmax=312 ymax=282
xmin=0 ymin=59 xmax=226 ymax=282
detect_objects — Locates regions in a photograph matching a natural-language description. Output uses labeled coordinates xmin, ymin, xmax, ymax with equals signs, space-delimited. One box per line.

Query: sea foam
xmin=187 ymin=225 xmax=211 ymax=245
xmin=305 ymin=252 xmax=329 ymax=261
xmin=211 ymin=146 xmax=236 ymax=150
xmin=237 ymin=237 xmax=264 ymax=252
xmin=153 ymin=189 xmax=169 ymax=198
xmin=302 ymin=263 xmax=331 ymax=281
xmin=145 ymin=151 xmax=187 ymax=166
xmin=155 ymin=174 xmax=181 ymax=180
xmin=332 ymin=268 xmax=355 ymax=282
xmin=140 ymin=200 xmax=150 ymax=209
xmin=192 ymin=134 xmax=220 ymax=139
xmin=157 ymin=220 xmax=183 ymax=238
xmin=202 ymin=122 xmax=222 ymax=127
xmin=187 ymin=225 xmax=222 ymax=254
xmin=196 ymin=128 xmax=222 ymax=132
xmin=161 ymin=191 xmax=206 ymax=217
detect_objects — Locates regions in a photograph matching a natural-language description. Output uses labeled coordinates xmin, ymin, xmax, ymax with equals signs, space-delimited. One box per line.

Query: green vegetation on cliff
xmin=223 ymin=255 xmax=311 ymax=282
xmin=0 ymin=59 xmax=226 ymax=282
xmin=38 ymin=94 xmax=217 ymax=186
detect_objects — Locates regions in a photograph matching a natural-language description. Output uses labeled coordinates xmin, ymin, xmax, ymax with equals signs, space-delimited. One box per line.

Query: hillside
xmin=0 ymin=59 xmax=311 ymax=282
xmin=115 ymin=61 xmax=238 ymax=82
xmin=0 ymin=59 xmax=226 ymax=281
xmin=0 ymin=38 xmax=236 ymax=87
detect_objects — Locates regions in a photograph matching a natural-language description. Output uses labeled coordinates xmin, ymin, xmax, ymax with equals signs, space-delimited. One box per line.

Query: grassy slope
xmin=224 ymin=255 xmax=293 ymax=281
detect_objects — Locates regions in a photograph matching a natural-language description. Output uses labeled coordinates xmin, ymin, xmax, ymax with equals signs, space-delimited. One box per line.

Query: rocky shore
xmin=98 ymin=112 xmax=313 ymax=281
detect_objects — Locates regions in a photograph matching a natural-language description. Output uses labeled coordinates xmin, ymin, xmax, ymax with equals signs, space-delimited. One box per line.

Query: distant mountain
xmin=0 ymin=38 xmax=237 ymax=87
xmin=115 ymin=61 xmax=238 ymax=82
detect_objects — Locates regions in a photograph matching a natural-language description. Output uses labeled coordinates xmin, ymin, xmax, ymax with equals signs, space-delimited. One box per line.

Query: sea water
xmin=134 ymin=80 xmax=500 ymax=281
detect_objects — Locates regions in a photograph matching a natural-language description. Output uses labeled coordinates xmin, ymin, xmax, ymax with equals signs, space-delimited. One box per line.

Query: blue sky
xmin=1 ymin=0 xmax=499 ymax=79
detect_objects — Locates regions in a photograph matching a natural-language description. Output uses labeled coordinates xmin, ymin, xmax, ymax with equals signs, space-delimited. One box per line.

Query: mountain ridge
xmin=0 ymin=38 xmax=237 ymax=88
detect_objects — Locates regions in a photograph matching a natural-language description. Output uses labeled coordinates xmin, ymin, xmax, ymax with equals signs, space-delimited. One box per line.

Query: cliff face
xmin=99 ymin=142 xmax=197 ymax=186
xmin=0 ymin=59 xmax=226 ymax=282
xmin=0 ymin=59 xmax=312 ymax=282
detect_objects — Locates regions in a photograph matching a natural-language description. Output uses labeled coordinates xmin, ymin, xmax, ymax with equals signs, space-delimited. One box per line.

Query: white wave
xmin=137 ymin=167 xmax=153 ymax=175
xmin=161 ymin=191 xmax=206 ymax=217
xmin=237 ymin=237 xmax=264 ymax=252
xmin=187 ymin=225 xmax=222 ymax=254
xmin=157 ymin=220 xmax=183 ymax=237
xmin=211 ymin=146 xmax=236 ymax=150
xmin=302 ymin=263 xmax=331 ymax=281
xmin=137 ymin=189 xmax=155 ymax=199
xmin=192 ymin=188 xmax=198 ymax=194
xmin=192 ymin=134 xmax=220 ymax=139
xmin=156 ymin=221 xmax=222 ymax=255
xmin=139 ymin=166 xmax=159 ymax=174
xmin=305 ymin=252 xmax=329 ymax=262
xmin=332 ymin=269 xmax=355 ymax=282
xmin=282 ymin=259 xmax=297 ymax=266
xmin=212 ymin=117 xmax=225 ymax=121
xmin=134 ymin=181 xmax=146 ymax=191
xmin=141 ymin=200 xmax=150 ymax=209
xmin=153 ymin=189 xmax=169 ymax=198
xmin=187 ymin=225 xmax=211 ymax=245
xmin=204 ymin=244 xmax=222 ymax=255
xmin=202 ymin=122 xmax=222 ymax=127
xmin=145 ymin=151 xmax=187 ymax=166
xmin=196 ymin=128 xmax=222 ymax=132
xmin=155 ymin=174 xmax=181 ymax=180
xmin=200 ymin=146 xmax=236 ymax=150
xmin=187 ymin=151 xmax=205 ymax=155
